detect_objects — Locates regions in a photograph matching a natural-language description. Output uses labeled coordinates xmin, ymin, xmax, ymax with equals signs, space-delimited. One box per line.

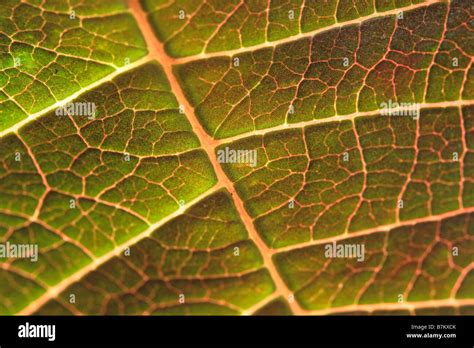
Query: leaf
xmin=274 ymin=212 xmax=474 ymax=313
xmin=174 ymin=1 xmax=473 ymax=138
xmin=142 ymin=0 xmax=425 ymax=57
xmin=0 ymin=0 xmax=472 ymax=316
xmin=217 ymin=107 xmax=468 ymax=248
xmin=34 ymin=190 xmax=274 ymax=315
xmin=0 ymin=0 xmax=149 ymax=131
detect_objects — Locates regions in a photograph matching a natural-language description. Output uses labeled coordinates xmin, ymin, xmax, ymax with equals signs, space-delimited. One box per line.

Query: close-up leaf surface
xmin=0 ymin=0 xmax=472 ymax=316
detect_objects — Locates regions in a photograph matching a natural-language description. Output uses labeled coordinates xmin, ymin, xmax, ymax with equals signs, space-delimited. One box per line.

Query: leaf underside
xmin=0 ymin=0 xmax=473 ymax=315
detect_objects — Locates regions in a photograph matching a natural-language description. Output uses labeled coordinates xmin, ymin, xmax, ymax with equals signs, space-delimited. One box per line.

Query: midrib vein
xmin=127 ymin=0 xmax=304 ymax=315
xmin=0 ymin=0 xmax=445 ymax=138
xmin=9 ymin=0 xmax=469 ymax=316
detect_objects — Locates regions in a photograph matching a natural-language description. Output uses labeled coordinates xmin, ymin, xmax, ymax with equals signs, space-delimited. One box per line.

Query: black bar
xmin=0 ymin=315 xmax=473 ymax=346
